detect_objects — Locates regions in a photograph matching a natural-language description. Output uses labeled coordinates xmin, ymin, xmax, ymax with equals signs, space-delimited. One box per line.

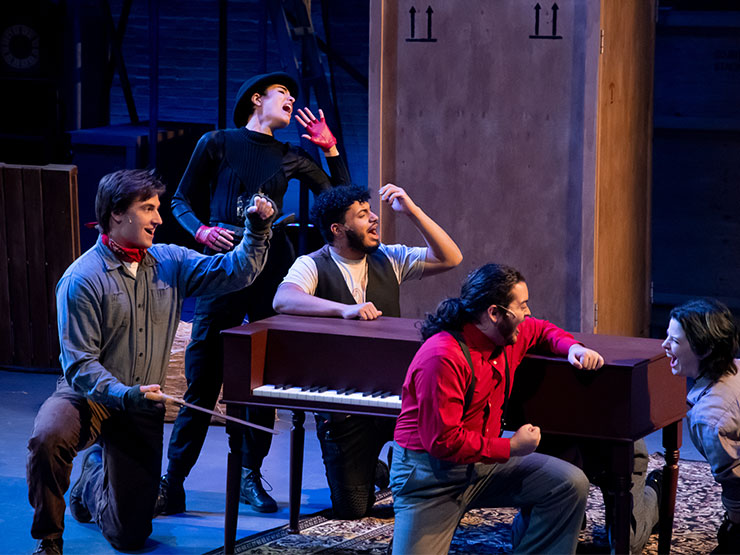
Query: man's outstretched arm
xmin=379 ymin=183 xmax=463 ymax=277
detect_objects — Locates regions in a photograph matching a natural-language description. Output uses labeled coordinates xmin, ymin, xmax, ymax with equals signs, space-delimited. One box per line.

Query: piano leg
xmin=224 ymin=403 xmax=246 ymax=554
xmin=289 ymin=410 xmax=306 ymax=533
xmin=659 ymin=420 xmax=682 ymax=555
xmin=607 ymin=441 xmax=634 ymax=555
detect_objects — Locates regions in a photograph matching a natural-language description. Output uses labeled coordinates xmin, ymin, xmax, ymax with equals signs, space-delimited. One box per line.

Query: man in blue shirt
xmin=26 ymin=169 xmax=275 ymax=555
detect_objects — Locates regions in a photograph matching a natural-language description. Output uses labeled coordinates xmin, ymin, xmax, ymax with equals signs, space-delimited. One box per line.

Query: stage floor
xmin=1 ymin=370 xmax=337 ymax=555
xmin=1 ymin=370 xmax=701 ymax=554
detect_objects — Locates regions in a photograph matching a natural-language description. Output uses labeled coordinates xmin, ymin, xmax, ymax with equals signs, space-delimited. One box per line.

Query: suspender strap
xmin=450 ymin=330 xmax=510 ymax=436
xmin=499 ymin=351 xmax=510 ymax=435
xmin=450 ymin=331 xmax=476 ymax=417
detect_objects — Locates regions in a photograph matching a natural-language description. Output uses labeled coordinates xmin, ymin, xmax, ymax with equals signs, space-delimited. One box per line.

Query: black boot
xmin=69 ymin=445 xmax=102 ymax=523
xmin=375 ymin=459 xmax=390 ymax=490
xmin=645 ymin=468 xmax=663 ymax=534
xmin=33 ymin=538 xmax=63 ymax=555
xmin=713 ymin=513 xmax=740 ymax=554
xmin=154 ymin=475 xmax=186 ymax=516
xmin=239 ymin=468 xmax=277 ymax=513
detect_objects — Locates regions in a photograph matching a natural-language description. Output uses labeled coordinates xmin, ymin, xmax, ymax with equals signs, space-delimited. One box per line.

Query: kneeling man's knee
xmin=567 ymin=465 xmax=590 ymax=502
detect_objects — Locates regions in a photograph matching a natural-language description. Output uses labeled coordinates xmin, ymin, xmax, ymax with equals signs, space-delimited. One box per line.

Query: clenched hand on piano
xmin=341 ymin=301 xmax=382 ymax=320
xmin=567 ymin=344 xmax=605 ymax=370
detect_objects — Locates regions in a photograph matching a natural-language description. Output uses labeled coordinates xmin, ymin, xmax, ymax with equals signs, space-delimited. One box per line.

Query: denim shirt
xmin=56 ymin=226 xmax=270 ymax=410
xmin=687 ymin=370 xmax=740 ymax=519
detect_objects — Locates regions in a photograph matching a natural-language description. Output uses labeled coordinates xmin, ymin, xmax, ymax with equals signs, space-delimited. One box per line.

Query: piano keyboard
xmin=253 ymin=384 xmax=402 ymax=410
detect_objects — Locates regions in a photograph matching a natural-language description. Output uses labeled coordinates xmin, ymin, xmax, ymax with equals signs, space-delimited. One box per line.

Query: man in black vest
xmin=272 ymin=183 xmax=462 ymax=518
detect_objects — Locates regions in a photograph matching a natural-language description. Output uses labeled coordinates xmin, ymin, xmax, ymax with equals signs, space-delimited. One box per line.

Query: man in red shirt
xmin=391 ymin=263 xmax=604 ymax=554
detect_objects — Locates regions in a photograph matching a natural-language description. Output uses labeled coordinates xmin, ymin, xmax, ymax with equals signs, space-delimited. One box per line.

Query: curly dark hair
xmin=95 ymin=169 xmax=166 ymax=234
xmin=420 ymin=263 xmax=526 ymax=341
xmin=310 ymin=185 xmax=370 ymax=244
xmin=670 ymin=298 xmax=739 ymax=383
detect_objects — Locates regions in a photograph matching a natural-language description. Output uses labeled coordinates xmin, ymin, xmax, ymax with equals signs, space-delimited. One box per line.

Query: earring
xmin=128 ymin=217 xmax=132 ymax=224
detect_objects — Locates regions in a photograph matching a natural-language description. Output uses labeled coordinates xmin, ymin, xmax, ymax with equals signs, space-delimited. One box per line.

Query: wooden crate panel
xmin=0 ymin=163 xmax=78 ymax=370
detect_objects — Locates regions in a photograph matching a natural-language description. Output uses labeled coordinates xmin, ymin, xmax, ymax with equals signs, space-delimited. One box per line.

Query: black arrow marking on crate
xmin=533 ymin=3 xmax=541 ymax=36
xmin=529 ymin=2 xmax=562 ymax=40
xmin=406 ymin=5 xmax=437 ymax=42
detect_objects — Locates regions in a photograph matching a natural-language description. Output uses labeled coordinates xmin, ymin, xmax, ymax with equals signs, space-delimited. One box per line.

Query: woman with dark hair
xmin=390 ymin=263 xmax=604 ymax=554
xmin=663 ymin=298 xmax=740 ymax=554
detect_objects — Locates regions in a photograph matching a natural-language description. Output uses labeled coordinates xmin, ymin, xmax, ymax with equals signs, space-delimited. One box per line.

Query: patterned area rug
xmin=205 ymin=455 xmax=722 ymax=554
xmin=163 ymin=321 xmax=228 ymax=422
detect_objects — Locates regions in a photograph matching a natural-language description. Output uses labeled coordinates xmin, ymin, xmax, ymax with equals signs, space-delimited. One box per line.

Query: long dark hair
xmin=420 ymin=263 xmax=525 ymax=341
xmin=670 ymin=298 xmax=739 ymax=383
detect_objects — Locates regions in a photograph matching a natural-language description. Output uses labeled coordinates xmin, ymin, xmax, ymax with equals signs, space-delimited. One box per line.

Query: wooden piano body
xmin=221 ymin=314 xmax=686 ymax=554
xmin=223 ymin=315 xmax=420 ymax=416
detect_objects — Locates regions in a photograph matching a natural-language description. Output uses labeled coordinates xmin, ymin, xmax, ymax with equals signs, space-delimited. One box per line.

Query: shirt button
xmin=135 ymin=377 xmax=140 ymax=382
xmin=138 ymin=304 xmax=142 ymax=309
xmin=493 ymin=361 xmax=497 ymax=365
xmin=138 ymin=352 xmax=143 ymax=357
xmin=139 ymin=328 xmax=143 ymax=332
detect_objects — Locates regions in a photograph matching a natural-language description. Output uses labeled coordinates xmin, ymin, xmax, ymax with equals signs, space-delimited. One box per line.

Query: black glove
xmin=123 ymin=386 xmax=154 ymax=411
xmin=245 ymin=194 xmax=277 ymax=234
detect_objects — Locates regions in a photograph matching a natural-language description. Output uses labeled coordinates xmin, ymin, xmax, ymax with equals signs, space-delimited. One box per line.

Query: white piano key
xmin=281 ymin=386 xmax=306 ymax=400
xmin=382 ymin=394 xmax=402 ymax=409
xmin=253 ymin=385 xmax=280 ymax=398
xmin=313 ymin=389 xmax=343 ymax=404
xmin=345 ymin=391 xmax=371 ymax=406
xmin=252 ymin=383 xmax=401 ymax=411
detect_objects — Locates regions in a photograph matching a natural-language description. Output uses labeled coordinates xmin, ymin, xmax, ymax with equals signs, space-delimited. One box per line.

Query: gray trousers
xmin=390 ymin=442 xmax=590 ymax=554
xmin=26 ymin=378 xmax=164 ymax=550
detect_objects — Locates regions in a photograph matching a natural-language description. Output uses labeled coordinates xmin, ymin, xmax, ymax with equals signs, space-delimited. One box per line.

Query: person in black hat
xmin=159 ymin=71 xmax=351 ymax=515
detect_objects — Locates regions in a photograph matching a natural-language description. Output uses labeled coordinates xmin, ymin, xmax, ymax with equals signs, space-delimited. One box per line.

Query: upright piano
xmin=221 ymin=314 xmax=686 ymax=554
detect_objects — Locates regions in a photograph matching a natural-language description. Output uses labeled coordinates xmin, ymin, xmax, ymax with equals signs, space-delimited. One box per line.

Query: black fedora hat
xmin=232 ymin=71 xmax=299 ymax=128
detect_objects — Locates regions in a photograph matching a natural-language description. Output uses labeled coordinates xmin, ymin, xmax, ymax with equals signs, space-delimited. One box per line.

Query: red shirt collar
xmin=460 ymin=322 xmax=501 ymax=360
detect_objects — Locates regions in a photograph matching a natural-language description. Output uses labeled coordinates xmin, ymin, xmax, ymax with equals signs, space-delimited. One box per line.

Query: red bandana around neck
xmin=102 ymin=234 xmax=147 ymax=264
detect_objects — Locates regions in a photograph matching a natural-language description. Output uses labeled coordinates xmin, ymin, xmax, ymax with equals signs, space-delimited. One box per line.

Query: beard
xmin=345 ymin=227 xmax=380 ymax=254
xmin=496 ymin=318 xmax=520 ymax=346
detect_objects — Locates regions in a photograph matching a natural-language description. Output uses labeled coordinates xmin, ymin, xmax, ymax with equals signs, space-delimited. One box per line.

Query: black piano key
xmin=301 ymin=386 xmax=311 ymax=391
xmin=371 ymin=390 xmax=383 ymax=398
xmin=362 ymin=391 xmax=372 ymax=397
xmin=344 ymin=388 xmax=356 ymax=395
xmin=336 ymin=388 xmax=347 ymax=395
xmin=309 ymin=385 xmax=322 ymax=392
xmin=380 ymin=391 xmax=392 ymax=398
xmin=281 ymin=384 xmax=293 ymax=390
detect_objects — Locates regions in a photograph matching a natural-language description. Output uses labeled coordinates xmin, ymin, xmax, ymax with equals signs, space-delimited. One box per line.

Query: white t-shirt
xmin=280 ymin=244 xmax=427 ymax=302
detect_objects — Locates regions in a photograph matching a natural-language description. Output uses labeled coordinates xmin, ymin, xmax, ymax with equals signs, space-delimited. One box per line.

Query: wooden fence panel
xmin=0 ymin=164 xmax=79 ymax=370
xmin=4 ymin=165 xmax=32 ymax=367
xmin=41 ymin=165 xmax=80 ymax=367
xmin=23 ymin=167 xmax=52 ymax=367
xmin=0 ymin=169 xmax=10 ymax=364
